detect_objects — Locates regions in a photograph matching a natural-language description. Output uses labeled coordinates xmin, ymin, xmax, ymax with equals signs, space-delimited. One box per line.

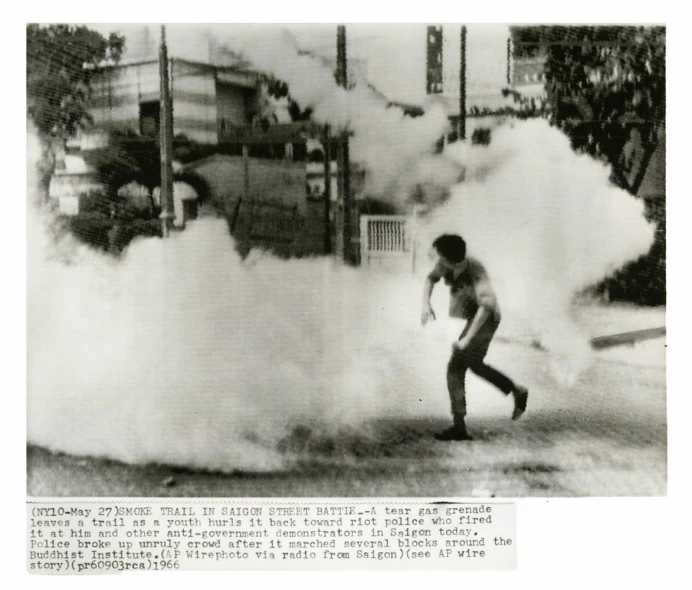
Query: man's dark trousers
xmin=447 ymin=315 xmax=516 ymax=427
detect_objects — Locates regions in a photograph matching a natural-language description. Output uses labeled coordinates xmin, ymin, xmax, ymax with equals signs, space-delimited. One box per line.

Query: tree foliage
xmin=27 ymin=24 xmax=125 ymax=138
xmin=265 ymin=77 xmax=313 ymax=122
xmin=513 ymin=26 xmax=665 ymax=183
xmin=512 ymin=26 xmax=666 ymax=305
xmin=85 ymin=132 xmax=160 ymax=196
xmin=84 ymin=133 xmax=210 ymax=218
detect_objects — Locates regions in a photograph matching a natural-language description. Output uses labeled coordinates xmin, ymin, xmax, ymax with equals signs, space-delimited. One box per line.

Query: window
xmin=140 ymin=101 xmax=161 ymax=137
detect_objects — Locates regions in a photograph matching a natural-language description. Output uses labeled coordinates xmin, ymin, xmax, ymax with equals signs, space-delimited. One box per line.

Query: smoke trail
xmin=26 ymin=26 xmax=462 ymax=473
xmin=234 ymin=27 xmax=459 ymax=203
xmin=28 ymin=127 xmax=458 ymax=472
xmin=419 ymin=119 xmax=655 ymax=383
xmin=27 ymin=118 xmax=654 ymax=474
xmin=27 ymin=27 xmax=656 ymax=473
xmin=27 ymin=219 xmax=452 ymax=472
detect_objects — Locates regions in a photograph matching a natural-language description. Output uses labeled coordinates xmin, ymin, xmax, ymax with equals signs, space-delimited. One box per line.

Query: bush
xmin=108 ymin=219 xmax=162 ymax=253
xmin=66 ymin=213 xmax=114 ymax=251
xmin=592 ymin=197 xmax=666 ymax=306
xmin=471 ymin=128 xmax=492 ymax=146
xmin=63 ymin=214 xmax=162 ymax=254
xmin=78 ymin=189 xmax=112 ymax=217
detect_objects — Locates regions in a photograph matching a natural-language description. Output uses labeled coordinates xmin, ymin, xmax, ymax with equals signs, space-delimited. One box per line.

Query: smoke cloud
xmin=233 ymin=27 xmax=457 ymax=203
xmin=27 ymin=206 xmax=450 ymax=472
xmin=419 ymin=119 xmax=655 ymax=382
xmin=27 ymin=28 xmax=656 ymax=472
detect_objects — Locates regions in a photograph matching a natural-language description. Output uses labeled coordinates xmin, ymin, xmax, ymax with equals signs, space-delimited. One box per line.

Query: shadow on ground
xmin=27 ymin=404 xmax=666 ymax=498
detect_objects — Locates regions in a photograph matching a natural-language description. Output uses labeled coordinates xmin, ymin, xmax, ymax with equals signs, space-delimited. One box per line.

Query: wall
xmin=49 ymin=173 xmax=104 ymax=201
xmin=171 ymin=62 xmax=218 ymax=144
xmin=186 ymin=155 xmax=243 ymax=203
xmin=88 ymin=61 xmax=220 ymax=144
xmin=216 ymin=82 xmax=252 ymax=130
xmin=187 ymin=154 xmax=308 ymax=211
xmin=89 ymin=65 xmax=142 ymax=133
xmin=247 ymin=158 xmax=308 ymax=213
xmin=186 ymin=154 xmax=327 ymax=256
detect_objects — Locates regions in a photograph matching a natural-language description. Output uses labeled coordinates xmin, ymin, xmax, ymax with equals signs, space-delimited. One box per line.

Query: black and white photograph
xmin=26 ymin=22 xmax=666 ymax=501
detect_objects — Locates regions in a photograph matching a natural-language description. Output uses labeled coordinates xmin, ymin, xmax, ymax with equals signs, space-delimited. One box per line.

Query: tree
xmin=265 ymin=77 xmax=313 ymax=122
xmin=85 ymin=131 xmax=160 ymax=214
xmin=512 ymin=26 xmax=665 ymax=188
xmin=512 ymin=25 xmax=666 ymax=305
xmin=27 ymin=24 xmax=125 ymax=201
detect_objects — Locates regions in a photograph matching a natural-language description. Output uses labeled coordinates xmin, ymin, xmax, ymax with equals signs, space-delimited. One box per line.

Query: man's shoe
xmin=512 ymin=386 xmax=529 ymax=420
xmin=434 ymin=426 xmax=473 ymax=441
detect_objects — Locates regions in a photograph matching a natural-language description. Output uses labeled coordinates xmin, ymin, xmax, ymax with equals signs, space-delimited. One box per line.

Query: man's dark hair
xmin=432 ymin=234 xmax=467 ymax=263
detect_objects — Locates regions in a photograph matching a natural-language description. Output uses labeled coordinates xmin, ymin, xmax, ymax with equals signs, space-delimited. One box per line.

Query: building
xmin=56 ymin=57 xmax=264 ymax=174
xmin=46 ymin=39 xmax=352 ymax=258
xmin=88 ymin=58 xmax=263 ymax=145
xmin=510 ymin=55 xmax=546 ymax=99
xmin=420 ymin=24 xmax=549 ymax=143
xmin=50 ymin=56 xmax=329 ymax=220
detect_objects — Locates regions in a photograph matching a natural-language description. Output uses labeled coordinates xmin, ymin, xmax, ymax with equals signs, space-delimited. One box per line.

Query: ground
xmin=27 ymin=303 xmax=666 ymax=498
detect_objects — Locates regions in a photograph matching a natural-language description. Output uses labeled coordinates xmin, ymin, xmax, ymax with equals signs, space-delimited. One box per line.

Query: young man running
xmin=422 ymin=234 xmax=528 ymax=441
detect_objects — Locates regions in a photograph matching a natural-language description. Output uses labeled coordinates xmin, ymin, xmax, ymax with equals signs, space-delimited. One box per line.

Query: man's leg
xmin=436 ymin=350 xmax=473 ymax=441
xmin=468 ymin=360 xmax=528 ymax=420
xmin=469 ymin=361 xmax=515 ymax=394
xmin=465 ymin=317 xmax=529 ymax=420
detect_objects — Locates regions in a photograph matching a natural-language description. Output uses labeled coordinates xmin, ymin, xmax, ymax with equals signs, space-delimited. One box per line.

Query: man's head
xmin=432 ymin=234 xmax=467 ymax=266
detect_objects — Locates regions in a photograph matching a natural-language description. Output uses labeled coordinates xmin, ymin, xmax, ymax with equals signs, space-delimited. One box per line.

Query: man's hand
xmin=421 ymin=305 xmax=436 ymax=326
xmin=452 ymin=337 xmax=471 ymax=353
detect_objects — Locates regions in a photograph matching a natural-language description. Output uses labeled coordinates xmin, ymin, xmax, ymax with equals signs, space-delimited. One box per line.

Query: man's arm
xmin=421 ymin=269 xmax=442 ymax=326
xmin=455 ymin=306 xmax=491 ymax=348
xmin=454 ymin=276 xmax=497 ymax=348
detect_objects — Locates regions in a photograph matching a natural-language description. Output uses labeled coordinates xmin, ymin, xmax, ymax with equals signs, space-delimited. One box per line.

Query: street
xmin=27 ymin=304 xmax=666 ymax=498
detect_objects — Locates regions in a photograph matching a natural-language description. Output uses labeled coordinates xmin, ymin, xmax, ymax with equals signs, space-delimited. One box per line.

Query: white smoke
xmin=27 ymin=216 xmax=451 ymax=472
xmin=27 ymin=117 xmax=655 ymax=472
xmin=27 ymin=27 xmax=656 ymax=472
xmin=419 ymin=119 xmax=655 ymax=383
xmin=233 ymin=27 xmax=457 ymax=203
xmin=29 ymin=126 xmax=456 ymax=471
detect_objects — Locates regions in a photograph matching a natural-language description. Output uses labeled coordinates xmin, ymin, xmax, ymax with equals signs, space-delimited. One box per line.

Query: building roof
xmin=92 ymin=56 xmax=262 ymax=84
xmin=219 ymin=122 xmax=327 ymax=145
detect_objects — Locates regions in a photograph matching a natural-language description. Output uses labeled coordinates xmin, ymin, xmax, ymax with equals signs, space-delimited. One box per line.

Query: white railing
xmin=359 ymin=214 xmax=418 ymax=272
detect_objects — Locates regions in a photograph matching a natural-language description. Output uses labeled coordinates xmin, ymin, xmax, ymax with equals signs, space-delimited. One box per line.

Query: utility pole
xmin=159 ymin=25 xmax=175 ymax=237
xmin=426 ymin=25 xmax=444 ymax=95
xmin=458 ymin=25 xmax=467 ymax=141
xmin=322 ymin=125 xmax=332 ymax=254
xmin=335 ymin=24 xmax=352 ymax=263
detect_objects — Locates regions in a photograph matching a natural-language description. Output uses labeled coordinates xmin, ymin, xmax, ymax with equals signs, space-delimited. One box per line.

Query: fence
xmin=228 ymin=197 xmax=328 ymax=259
xmin=359 ymin=214 xmax=418 ymax=272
